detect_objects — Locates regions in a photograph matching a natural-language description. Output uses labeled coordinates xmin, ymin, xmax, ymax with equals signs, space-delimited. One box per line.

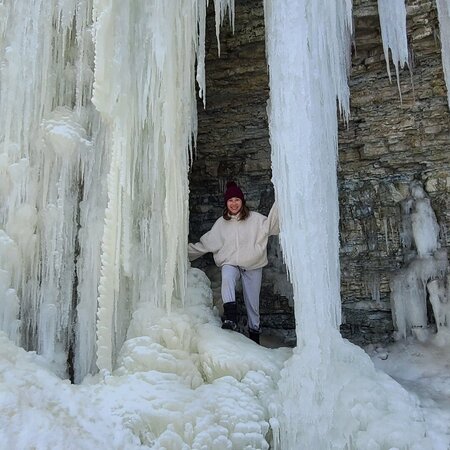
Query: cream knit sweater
xmin=188 ymin=203 xmax=279 ymax=270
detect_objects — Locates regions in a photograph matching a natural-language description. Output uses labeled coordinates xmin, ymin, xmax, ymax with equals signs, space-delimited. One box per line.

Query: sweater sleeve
xmin=188 ymin=220 xmax=223 ymax=261
xmin=188 ymin=241 xmax=209 ymax=261
xmin=266 ymin=202 xmax=280 ymax=236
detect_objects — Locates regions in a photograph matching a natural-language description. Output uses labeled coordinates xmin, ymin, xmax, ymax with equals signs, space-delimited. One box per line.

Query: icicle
xmin=213 ymin=0 xmax=235 ymax=57
xmin=410 ymin=181 xmax=440 ymax=257
xmin=366 ymin=272 xmax=381 ymax=304
xmin=35 ymin=108 xmax=90 ymax=373
xmin=0 ymin=231 xmax=21 ymax=345
xmin=197 ymin=0 xmax=207 ymax=108
xmin=391 ymin=266 xmax=428 ymax=339
xmin=96 ymin=131 xmax=122 ymax=372
xmin=377 ymin=0 xmax=409 ymax=101
xmin=74 ymin=116 xmax=109 ymax=383
xmin=436 ymin=0 xmax=450 ymax=109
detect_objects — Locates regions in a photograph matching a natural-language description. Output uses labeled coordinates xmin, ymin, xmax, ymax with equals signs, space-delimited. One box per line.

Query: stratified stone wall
xmin=339 ymin=0 xmax=450 ymax=344
xmin=188 ymin=0 xmax=450 ymax=345
xmin=188 ymin=0 xmax=294 ymax=342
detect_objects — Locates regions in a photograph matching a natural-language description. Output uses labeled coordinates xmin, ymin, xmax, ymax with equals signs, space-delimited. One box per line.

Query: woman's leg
xmin=221 ymin=265 xmax=240 ymax=329
xmin=221 ymin=265 xmax=240 ymax=303
xmin=241 ymin=268 xmax=263 ymax=332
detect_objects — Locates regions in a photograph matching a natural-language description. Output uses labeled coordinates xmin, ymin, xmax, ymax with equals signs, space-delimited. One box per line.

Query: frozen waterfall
xmin=0 ymin=0 xmax=233 ymax=381
xmin=0 ymin=0 xmax=445 ymax=448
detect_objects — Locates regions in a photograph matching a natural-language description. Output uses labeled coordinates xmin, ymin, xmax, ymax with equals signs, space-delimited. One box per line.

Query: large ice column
xmin=0 ymin=2 xmax=56 ymax=350
xmin=436 ymin=0 xmax=450 ymax=108
xmin=264 ymin=0 xmax=351 ymax=353
xmin=377 ymin=0 xmax=410 ymax=99
xmin=90 ymin=0 xmax=236 ymax=374
xmin=265 ymin=0 xmax=351 ymax=446
xmin=265 ymin=1 xmax=431 ymax=448
xmin=91 ymin=0 xmax=217 ymax=371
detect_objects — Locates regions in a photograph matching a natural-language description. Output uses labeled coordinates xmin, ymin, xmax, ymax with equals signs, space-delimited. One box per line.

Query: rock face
xmin=339 ymin=0 xmax=450 ymax=344
xmin=188 ymin=0 xmax=450 ymax=345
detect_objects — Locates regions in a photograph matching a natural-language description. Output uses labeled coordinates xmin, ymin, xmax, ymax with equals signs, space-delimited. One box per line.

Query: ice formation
xmin=0 ymin=0 xmax=447 ymax=448
xmin=377 ymin=0 xmax=410 ymax=99
xmin=91 ymin=0 xmax=206 ymax=372
xmin=0 ymin=0 xmax=98 ymax=378
xmin=0 ymin=1 xmax=293 ymax=447
xmin=391 ymin=181 xmax=449 ymax=341
xmin=427 ymin=276 xmax=450 ymax=335
xmin=0 ymin=0 xmax=235 ymax=380
xmin=0 ymin=269 xmax=290 ymax=449
xmin=265 ymin=0 xmax=431 ymax=448
xmin=436 ymin=0 xmax=450 ymax=108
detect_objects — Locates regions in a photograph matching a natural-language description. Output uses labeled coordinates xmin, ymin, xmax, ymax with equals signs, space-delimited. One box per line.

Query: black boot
xmin=248 ymin=329 xmax=260 ymax=344
xmin=222 ymin=302 xmax=237 ymax=330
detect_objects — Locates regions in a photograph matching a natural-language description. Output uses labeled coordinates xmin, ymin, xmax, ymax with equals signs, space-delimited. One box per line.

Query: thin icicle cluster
xmin=212 ymin=0 xmax=235 ymax=56
xmin=265 ymin=1 xmax=431 ymax=448
xmin=377 ymin=0 xmax=409 ymax=99
xmin=436 ymin=0 xmax=450 ymax=108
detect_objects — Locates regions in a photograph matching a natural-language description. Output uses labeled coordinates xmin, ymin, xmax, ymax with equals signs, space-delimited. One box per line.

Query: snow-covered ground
xmin=0 ymin=268 xmax=291 ymax=450
xmin=369 ymin=334 xmax=450 ymax=450
xmin=2 ymin=333 xmax=450 ymax=450
xmin=1 ymin=270 xmax=449 ymax=450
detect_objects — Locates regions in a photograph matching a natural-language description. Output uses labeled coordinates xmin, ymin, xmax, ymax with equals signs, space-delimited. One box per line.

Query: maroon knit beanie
xmin=224 ymin=181 xmax=245 ymax=203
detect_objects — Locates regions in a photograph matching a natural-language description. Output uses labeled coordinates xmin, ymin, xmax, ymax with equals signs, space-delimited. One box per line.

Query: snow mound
xmin=0 ymin=268 xmax=290 ymax=449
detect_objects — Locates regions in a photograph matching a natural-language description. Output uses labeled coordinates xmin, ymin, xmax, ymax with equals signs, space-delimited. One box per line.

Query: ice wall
xmin=0 ymin=0 xmax=100 ymax=379
xmin=0 ymin=0 xmax=235 ymax=381
xmin=265 ymin=1 xmax=431 ymax=448
xmin=91 ymin=0 xmax=203 ymax=372
xmin=436 ymin=0 xmax=450 ymax=108
xmin=377 ymin=0 xmax=409 ymax=99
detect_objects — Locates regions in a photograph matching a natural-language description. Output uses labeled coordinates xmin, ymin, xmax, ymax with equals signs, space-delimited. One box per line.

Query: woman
xmin=188 ymin=181 xmax=279 ymax=344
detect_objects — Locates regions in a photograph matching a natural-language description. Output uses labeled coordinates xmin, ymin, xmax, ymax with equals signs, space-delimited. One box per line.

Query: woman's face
xmin=227 ymin=197 xmax=243 ymax=215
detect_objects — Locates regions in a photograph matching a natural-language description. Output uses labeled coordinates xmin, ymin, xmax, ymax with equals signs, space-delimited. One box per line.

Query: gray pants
xmin=221 ymin=264 xmax=262 ymax=331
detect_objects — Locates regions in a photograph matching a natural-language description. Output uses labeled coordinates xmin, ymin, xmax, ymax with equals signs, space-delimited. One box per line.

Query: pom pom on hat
xmin=224 ymin=181 xmax=245 ymax=203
